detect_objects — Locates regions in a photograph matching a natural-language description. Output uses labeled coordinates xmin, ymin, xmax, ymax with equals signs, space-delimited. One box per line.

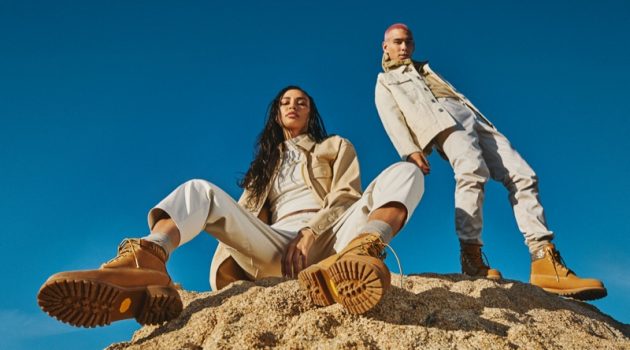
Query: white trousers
xmin=147 ymin=162 xmax=424 ymax=284
xmin=436 ymin=97 xmax=553 ymax=249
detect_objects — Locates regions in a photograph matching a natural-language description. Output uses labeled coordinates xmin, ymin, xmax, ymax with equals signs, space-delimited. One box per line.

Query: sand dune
xmin=107 ymin=274 xmax=629 ymax=349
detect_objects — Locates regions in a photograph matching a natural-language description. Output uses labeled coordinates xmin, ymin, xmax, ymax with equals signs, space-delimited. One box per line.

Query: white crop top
xmin=268 ymin=135 xmax=321 ymax=223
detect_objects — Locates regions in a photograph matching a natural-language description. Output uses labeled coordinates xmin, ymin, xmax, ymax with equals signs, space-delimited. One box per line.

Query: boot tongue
xmin=139 ymin=239 xmax=168 ymax=262
xmin=361 ymin=234 xmax=386 ymax=259
xmin=101 ymin=239 xmax=141 ymax=268
xmin=546 ymin=244 xmax=573 ymax=276
xmin=531 ymin=243 xmax=556 ymax=261
xmin=462 ymin=245 xmax=485 ymax=264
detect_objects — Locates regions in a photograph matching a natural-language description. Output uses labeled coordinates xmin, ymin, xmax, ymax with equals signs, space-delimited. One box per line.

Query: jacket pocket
xmin=386 ymin=77 xmax=413 ymax=85
xmin=311 ymin=163 xmax=332 ymax=192
xmin=387 ymin=78 xmax=419 ymax=100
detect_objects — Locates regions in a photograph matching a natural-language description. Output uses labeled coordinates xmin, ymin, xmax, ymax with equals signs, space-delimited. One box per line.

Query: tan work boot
xmin=37 ymin=239 xmax=183 ymax=327
xmin=298 ymin=233 xmax=391 ymax=314
xmin=460 ymin=242 xmax=502 ymax=280
xmin=530 ymin=243 xmax=606 ymax=300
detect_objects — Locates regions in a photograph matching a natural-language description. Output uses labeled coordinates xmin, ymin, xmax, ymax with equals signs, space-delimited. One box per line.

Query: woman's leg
xmin=147 ymin=179 xmax=297 ymax=284
xmin=38 ymin=179 xmax=292 ymax=328
xmin=333 ymin=161 xmax=424 ymax=251
xmin=299 ymin=162 xmax=424 ymax=314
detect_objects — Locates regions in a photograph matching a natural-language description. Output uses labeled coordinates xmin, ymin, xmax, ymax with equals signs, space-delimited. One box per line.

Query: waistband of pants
xmin=275 ymin=208 xmax=320 ymax=223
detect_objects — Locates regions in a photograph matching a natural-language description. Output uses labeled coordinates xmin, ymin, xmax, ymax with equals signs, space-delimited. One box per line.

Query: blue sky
xmin=1 ymin=0 xmax=629 ymax=348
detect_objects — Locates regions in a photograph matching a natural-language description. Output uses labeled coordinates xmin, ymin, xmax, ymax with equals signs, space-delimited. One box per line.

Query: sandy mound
xmin=107 ymin=274 xmax=629 ymax=349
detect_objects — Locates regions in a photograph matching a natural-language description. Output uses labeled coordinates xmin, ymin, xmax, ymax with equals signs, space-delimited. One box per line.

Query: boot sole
xmin=462 ymin=272 xmax=503 ymax=280
xmin=541 ymin=286 xmax=608 ymax=301
xmin=298 ymin=257 xmax=388 ymax=314
xmin=37 ymin=278 xmax=183 ymax=327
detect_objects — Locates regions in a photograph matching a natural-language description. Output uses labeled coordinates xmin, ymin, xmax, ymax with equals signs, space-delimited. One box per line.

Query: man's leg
xmin=299 ymin=162 xmax=424 ymax=314
xmin=436 ymin=97 xmax=501 ymax=279
xmin=473 ymin=114 xmax=606 ymax=300
xmin=471 ymin=113 xmax=553 ymax=251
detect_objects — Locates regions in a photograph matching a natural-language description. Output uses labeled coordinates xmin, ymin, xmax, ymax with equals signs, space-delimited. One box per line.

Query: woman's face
xmin=278 ymin=89 xmax=310 ymax=138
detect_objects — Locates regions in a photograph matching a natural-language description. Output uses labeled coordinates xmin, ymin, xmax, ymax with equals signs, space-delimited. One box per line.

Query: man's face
xmin=383 ymin=28 xmax=415 ymax=60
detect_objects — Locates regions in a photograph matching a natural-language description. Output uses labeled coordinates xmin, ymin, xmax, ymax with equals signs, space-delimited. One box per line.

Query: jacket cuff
xmin=306 ymin=207 xmax=345 ymax=239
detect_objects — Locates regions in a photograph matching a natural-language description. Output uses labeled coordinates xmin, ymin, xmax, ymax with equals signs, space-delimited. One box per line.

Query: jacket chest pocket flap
xmin=311 ymin=163 xmax=332 ymax=191
xmin=386 ymin=77 xmax=418 ymax=99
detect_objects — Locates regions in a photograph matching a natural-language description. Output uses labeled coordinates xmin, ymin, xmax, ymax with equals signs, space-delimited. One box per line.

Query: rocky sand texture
xmin=107 ymin=274 xmax=629 ymax=349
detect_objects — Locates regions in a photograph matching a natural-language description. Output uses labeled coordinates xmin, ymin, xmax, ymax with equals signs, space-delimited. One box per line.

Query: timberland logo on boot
xmin=119 ymin=298 xmax=132 ymax=313
xmin=326 ymin=279 xmax=339 ymax=300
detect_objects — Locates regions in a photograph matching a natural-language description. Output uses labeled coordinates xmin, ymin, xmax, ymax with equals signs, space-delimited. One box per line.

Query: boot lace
xmin=481 ymin=252 xmax=492 ymax=269
xmin=461 ymin=247 xmax=491 ymax=270
xmin=104 ymin=238 xmax=140 ymax=268
xmin=547 ymin=247 xmax=573 ymax=282
xmin=385 ymin=243 xmax=405 ymax=289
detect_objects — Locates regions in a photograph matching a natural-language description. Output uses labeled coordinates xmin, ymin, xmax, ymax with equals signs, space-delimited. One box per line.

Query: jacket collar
xmin=382 ymin=53 xmax=429 ymax=74
xmin=295 ymin=134 xmax=316 ymax=151
xmin=382 ymin=51 xmax=412 ymax=72
xmin=278 ymin=134 xmax=316 ymax=152
xmin=413 ymin=60 xmax=429 ymax=73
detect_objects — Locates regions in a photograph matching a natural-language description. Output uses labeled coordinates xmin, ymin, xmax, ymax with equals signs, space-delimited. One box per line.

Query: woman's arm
xmin=305 ymin=137 xmax=362 ymax=238
xmin=282 ymin=137 xmax=363 ymax=278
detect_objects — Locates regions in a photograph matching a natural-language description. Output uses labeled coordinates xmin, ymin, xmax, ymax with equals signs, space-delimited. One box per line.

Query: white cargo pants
xmin=435 ymin=97 xmax=554 ymax=249
xmin=147 ymin=162 xmax=423 ymax=285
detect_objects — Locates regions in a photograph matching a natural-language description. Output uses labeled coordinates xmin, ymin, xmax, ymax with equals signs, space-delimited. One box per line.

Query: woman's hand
xmin=282 ymin=228 xmax=316 ymax=278
xmin=407 ymin=151 xmax=430 ymax=175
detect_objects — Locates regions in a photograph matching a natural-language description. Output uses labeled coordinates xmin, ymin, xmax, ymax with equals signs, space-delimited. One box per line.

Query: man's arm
xmin=374 ymin=76 xmax=430 ymax=174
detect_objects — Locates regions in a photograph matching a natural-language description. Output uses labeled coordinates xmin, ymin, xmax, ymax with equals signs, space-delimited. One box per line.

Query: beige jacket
xmin=375 ymin=61 xmax=493 ymax=160
xmin=209 ymin=135 xmax=362 ymax=289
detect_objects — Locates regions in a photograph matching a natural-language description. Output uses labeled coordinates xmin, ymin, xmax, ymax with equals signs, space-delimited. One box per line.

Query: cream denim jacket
xmin=209 ymin=135 xmax=362 ymax=289
xmin=239 ymin=134 xmax=362 ymax=236
xmin=375 ymin=60 xmax=494 ymax=160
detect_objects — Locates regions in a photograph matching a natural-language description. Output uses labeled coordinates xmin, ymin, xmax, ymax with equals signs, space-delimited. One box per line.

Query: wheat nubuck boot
xmin=530 ymin=243 xmax=606 ymax=300
xmin=298 ymin=233 xmax=391 ymax=314
xmin=460 ymin=242 xmax=502 ymax=280
xmin=37 ymin=239 xmax=183 ymax=327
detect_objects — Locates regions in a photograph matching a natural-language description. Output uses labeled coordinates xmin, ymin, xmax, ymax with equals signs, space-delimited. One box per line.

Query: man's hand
xmin=282 ymin=228 xmax=316 ymax=278
xmin=407 ymin=151 xmax=430 ymax=175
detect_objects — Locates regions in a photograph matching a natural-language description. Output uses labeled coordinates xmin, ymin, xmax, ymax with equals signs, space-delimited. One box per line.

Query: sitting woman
xmin=37 ymin=86 xmax=424 ymax=328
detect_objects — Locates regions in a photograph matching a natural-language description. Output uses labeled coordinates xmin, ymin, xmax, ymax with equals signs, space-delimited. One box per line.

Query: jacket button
xmin=431 ymin=99 xmax=436 ymax=103
xmin=439 ymin=108 xmax=444 ymax=112
xmin=318 ymin=225 xmax=325 ymax=229
xmin=424 ymin=88 xmax=429 ymax=91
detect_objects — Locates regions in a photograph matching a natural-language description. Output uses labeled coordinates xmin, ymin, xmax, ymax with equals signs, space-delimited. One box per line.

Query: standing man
xmin=374 ymin=23 xmax=605 ymax=300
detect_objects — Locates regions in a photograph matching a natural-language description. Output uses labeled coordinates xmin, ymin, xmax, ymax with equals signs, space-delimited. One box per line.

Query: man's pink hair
xmin=384 ymin=23 xmax=413 ymax=40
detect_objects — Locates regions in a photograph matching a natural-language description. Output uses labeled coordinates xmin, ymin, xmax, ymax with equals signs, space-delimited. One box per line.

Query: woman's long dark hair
xmin=239 ymin=85 xmax=328 ymax=208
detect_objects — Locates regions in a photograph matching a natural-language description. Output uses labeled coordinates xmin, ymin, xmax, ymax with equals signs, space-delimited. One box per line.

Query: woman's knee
xmin=184 ymin=178 xmax=212 ymax=187
xmin=389 ymin=162 xmax=424 ymax=183
xmin=182 ymin=178 xmax=216 ymax=193
xmin=383 ymin=162 xmax=424 ymax=208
